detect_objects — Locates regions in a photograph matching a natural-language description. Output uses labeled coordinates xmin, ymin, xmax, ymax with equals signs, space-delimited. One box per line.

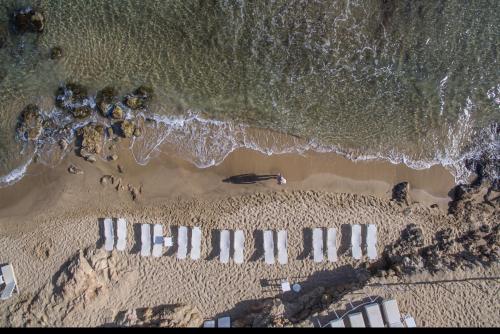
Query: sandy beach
xmin=0 ymin=144 xmax=498 ymax=327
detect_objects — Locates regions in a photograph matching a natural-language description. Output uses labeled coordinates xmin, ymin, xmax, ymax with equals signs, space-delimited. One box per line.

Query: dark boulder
xmin=392 ymin=182 xmax=410 ymax=204
xmin=50 ymin=46 xmax=63 ymax=60
xmin=16 ymin=104 xmax=44 ymax=141
xmin=12 ymin=7 xmax=45 ymax=34
xmin=96 ymin=86 xmax=119 ymax=117
xmin=78 ymin=124 xmax=104 ymax=157
xmin=55 ymin=82 xmax=89 ymax=109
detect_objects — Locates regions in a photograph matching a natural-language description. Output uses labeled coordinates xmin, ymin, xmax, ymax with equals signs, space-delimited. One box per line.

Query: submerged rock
xmin=78 ymin=124 xmax=104 ymax=156
xmin=16 ymin=104 xmax=44 ymax=141
xmin=55 ymin=82 xmax=89 ymax=109
xmin=111 ymin=105 xmax=124 ymax=120
xmin=123 ymin=85 xmax=154 ymax=110
xmin=96 ymin=86 xmax=119 ymax=117
xmin=70 ymin=105 xmax=93 ymax=119
xmin=50 ymin=46 xmax=63 ymax=60
xmin=12 ymin=7 xmax=45 ymax=34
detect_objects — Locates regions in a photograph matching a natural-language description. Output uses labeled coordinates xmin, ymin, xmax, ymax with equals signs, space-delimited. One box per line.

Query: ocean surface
xmin=0 ymin=0 xmax=498 ymax=187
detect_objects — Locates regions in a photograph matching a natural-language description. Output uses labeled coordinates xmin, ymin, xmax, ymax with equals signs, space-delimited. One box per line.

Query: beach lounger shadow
xmin=205 ymin=229 xmax=220 ymax=261
xmin=297 ymin=228 xmax=312 ymax=260
xmin=249 ymin=230 xmax=264 ymax=261
xmin=222 ymin=174 xmax=278 ymax=185
xmin=130 ymin=224 xmax=143 ymax=255
xmin=338 ymin=224 xmax=351 ymax=256
xmin=96 ymin=218 xmax=106 ymax=249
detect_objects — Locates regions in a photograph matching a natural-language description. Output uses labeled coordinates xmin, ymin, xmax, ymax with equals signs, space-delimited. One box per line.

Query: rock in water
xmin=123 ymin=85 xmax=154 ymax=109
xmin=96 ymin=86 xmax=119 ymax=117
xmin=392 ymin=182 xmax=410 ymax=204
xmin=13 ymin=8 xmax=45 ymax=33
xmin=50 ymin=46 xmax=63 ymax=60
xmin=55 ymin=82 xmax=90 ymax=110
xmin=16 ymin=104 xmax=44 ymax=141
xmin=78 ymin=124 xmax=104 ymax=156
xmin=111 ymin=105 xmax=124 ymax=119
xmin=119 ymin=120 xmax=135 ymax=138
xmin=68 ymin=164 xmax=83 ymax=175
xmin=70 ymin=106 xmax=93 ymax=119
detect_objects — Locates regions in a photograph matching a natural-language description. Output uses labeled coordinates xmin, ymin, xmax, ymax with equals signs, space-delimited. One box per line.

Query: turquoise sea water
xmin=0 ymin=0 xmax=498 ymax=186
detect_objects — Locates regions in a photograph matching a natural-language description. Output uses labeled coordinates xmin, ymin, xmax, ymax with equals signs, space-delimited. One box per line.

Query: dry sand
xmin=0 ymin=146 xmax=498 ymax=327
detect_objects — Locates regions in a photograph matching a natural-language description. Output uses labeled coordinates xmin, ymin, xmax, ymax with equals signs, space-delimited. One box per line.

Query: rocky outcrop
xmin=78 ymin=124 xmax=104 ymax=158
xmin=119 ymin=120 xmax=135 ymax=138
xmin=96 ymin=86 xmax=119 ymax=117
xmin=12 ymin=7 xmax=45 ymax=34
xmin=16 ymin=104 xmax=44 ymax=141
xmin=55 ymin=83 xmax=92 ymax=118
xmin=111 ymin=105 xmax=124 ymax=120
xmin=392 ymin=182 xmax=410 ymax=205
xmin=124 ymin=86 xmax=154 ymax=110
xmin=115 ymin=305 xmax=203 ymax=327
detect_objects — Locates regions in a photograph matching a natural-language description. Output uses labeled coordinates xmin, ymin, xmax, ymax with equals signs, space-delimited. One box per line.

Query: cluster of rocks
xmin=12 ymin=7 xmax=45 ymax=34
xmin=100 ymin=174 xmax=142 ymax=201
xmin=15 ymin=104 xmax=44 ymax=141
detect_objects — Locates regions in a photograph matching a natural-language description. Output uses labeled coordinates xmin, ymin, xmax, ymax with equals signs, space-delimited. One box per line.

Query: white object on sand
xmin=364 ymin=303 xmax=385 ymax=327
xmin=103 ymin=218 xmax=114 ymax=252
xmin=312 ymin=228 xmax=324 ymax=262
xmin=152 ymin=224 xmax=164 ymax=257
xmin=0 ymin=264 xmax=18 ymax=300
xmin=329 ymin=318 xmax=345 ymax=328
xmin=233 ymin=230 xmax=245 ymax=264
xmin=190 ymin=227 xmax=202 ymax=260
xmin=164 ymin=236 xmax=173 ymax=247
xmin=219 ymin=230 xmax=230 ymax=264
xmin=263 ymin=230 xmax=275 ymax=264
xmin=140 ymin=224 xmax=151 ymax=257
xmin=281 ymin=280 xmax=291 ymax=292
xmin=218 ymin=316 xmax=231 ymax=328
xmin=277 ymin=230 xmax=288 ymax=265
xmin=292 ymin=283 xmax=301 ymax=292
xmin=116 ymin=218 xmax=127 ymax=251
xmin=348 ymin=312 xmax=366 ymax=327
xmin=177 ymin=226 xmax=188 ymax=259
xmin=366 ymin=224 xmax=378 ymax=260
xmin=382 ymin=299 xmax=404 ymax=327
xmin=203 ymin=320 xmax=215 ymax=328
xmin=351 ymin=224 xmax=362 ymax=260
xmin=403 ymin=315 xmax=416 ymax=328
xmin=327 ymin=228 xmax=337 ymax=262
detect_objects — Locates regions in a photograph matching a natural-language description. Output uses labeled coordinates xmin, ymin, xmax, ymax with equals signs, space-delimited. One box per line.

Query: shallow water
xmin=0 ymin=0 xmax=498 ymax=186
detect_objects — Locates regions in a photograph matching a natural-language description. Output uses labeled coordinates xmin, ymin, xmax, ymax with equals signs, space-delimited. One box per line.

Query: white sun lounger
xmin=404 ymin=315 xmax=416 ymax=328
xmin=233 ymin=230 xmax=245 ymax=264
xmin=219 ymin=230 xmax=230 ymax=264
xmin=351 ymin=224 xmax=362 ymax=260
xmin=364 ymin=303 xmax=385 ymax=327
xmin=312 ymin=228 xmax=324 ymax=262
xmin=327 ymin=228 xmax=337 ymax=262
xmin=277 ymin=230 xmax=288 ymax=265
xmin=218 ymin=316 xmax=231 ymax=328
xmin=263 ymin=230 xmax=275 ymax=265
xmin=366 ymin=224 xmax=378 ymax=260
xmin=203 ymin=320 xmax=215 ymax=328
xmin=116 ymin=218 xmax=127 ymax=251
xmin=281 ymin=280 xmax=291 ymax=292
xmin=382 ymin=299 xmax=404 ymax=327
xmin=0 ymin=264 xmax=18 ymax=300
xmin=140 ymin=224 xmax=151 ymax=257
xmin=104 ymin=218 xmax=114 ymax=251
xmin=152 ymin=224 xmax=164 ymax=257
xmin=329 ymin=318 xmax=345 ymax=328
xmin=348 ymin=312 xmax=366 ymax=327
xmin=177 ymin=226 xmax=188 ymax=260
xmin=190 ymin=227 xmax=202 ymax=260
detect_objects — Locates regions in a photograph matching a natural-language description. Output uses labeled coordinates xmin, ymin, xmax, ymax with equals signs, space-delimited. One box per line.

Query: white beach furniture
xmin=116 ymin=218 xmax=127 ymax=251
xmin=329 ymin=318 xmax=345 ymax=328
xmin=190 ymin=227 xmax=202 ymax=260
xmin=0 ymin=264 xmax=18 ymax=300
xmin=233 ymin=230 xmax=245 ymax=264
xmin=403 ymin=315 xmax=417 ymax=328
xmin=218 ymin=316 xmax=231 ymax=328
xmin=327 ymin=228 xmax=337 ymax=262
xmin=177 ymin=226 xmax=188 ymax=259
xmin=140 ymin=224 xmax=151 ymax=257
xmin=104 ymin=218 xmax=114 ymax=251
xmin=364 ymin=303 xmax=385 ymax=327
xmin=152 ymin=224 xmax=164 ymax=257
xmin=203 ymin=320 xmax=215 ymax=328
xmin=382 ymin=299 xmax=404 ymax=327
xmin=277 ymin=230 xmax=288 ymax=265
xmin=219 ymin=230 xmax=230 ymax=264
xmin=263 ymin=230 xmax=275 ymax=264
xmin=281 ymin=280 xmax=291 ymax=292
xmin=312 ymin=228 xmax=324 ymax=262
xmin=348 ymin=312 xmax=366 ymax=327
xmin=351 ymin=224 xmax=362 ymax=260
xmin=366 ymin=224 xmax=378 ymax=260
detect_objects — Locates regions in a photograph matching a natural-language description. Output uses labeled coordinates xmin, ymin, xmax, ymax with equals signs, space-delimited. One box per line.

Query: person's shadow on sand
xmin=223 ymin=173 xmax=278 ymax=184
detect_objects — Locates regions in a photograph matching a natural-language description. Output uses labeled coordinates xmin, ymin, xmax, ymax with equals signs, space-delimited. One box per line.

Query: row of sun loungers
xmin=102 ymin=220 xmax=378 ymax=262
xmin=203 ymin=316 xmax=231 ymax=328
xmin=329 ymin=299 xmax=415 ymax=328
xmin=0 ymin=264 xmax=18 ymax=300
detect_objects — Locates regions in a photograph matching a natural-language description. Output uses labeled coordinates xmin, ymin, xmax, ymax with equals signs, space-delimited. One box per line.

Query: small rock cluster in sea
xmin=15 ymin=82 xmax=155 ymax=164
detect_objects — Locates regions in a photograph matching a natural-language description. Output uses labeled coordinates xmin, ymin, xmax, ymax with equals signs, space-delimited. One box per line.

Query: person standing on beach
xmin=277 ymin=173 xmax=286 ymax=185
